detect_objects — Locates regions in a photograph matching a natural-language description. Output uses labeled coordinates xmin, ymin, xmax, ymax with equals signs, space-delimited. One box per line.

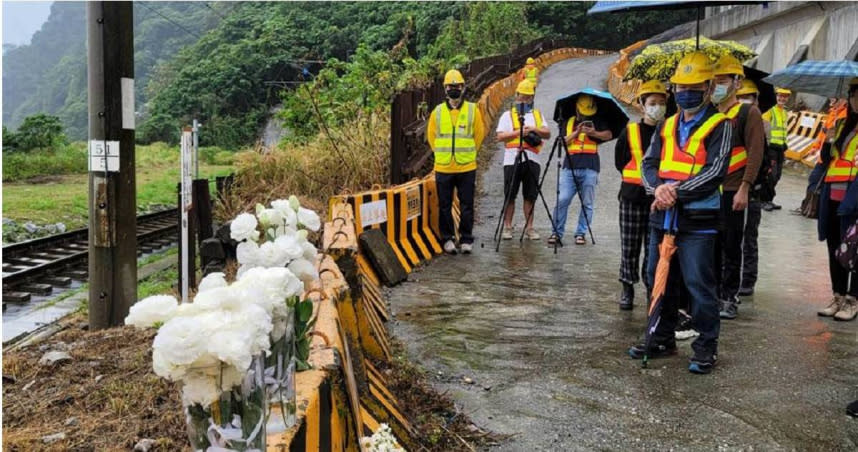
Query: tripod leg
xmin=494 ymin=151 xmax=523 ymax=252
xmin=518 ymin=144 xmax=563 ymax=245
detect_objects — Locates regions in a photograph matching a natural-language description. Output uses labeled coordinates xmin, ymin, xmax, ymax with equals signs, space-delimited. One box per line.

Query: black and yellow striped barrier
xmin=785 ymin=110 xmax=826 ymax=167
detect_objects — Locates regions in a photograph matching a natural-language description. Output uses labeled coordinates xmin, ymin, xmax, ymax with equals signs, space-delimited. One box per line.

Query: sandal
xmin=575 ymin=235 xmax=586 ymax=245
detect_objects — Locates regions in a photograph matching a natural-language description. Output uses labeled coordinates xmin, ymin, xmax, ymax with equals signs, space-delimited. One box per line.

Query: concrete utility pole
xmin=87 ymin=2 xmax=136 ymax=329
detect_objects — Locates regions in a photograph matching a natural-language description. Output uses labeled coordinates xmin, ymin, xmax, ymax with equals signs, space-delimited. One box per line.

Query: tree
xmin=12 ymin=113 xmax=67 ymax=151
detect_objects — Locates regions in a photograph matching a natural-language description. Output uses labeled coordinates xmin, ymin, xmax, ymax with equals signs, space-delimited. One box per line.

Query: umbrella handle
xmin=663 ymin=207 xmax=678 ymax=233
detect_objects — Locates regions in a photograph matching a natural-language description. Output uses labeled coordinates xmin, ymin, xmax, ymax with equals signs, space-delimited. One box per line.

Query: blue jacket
xmin=817 ymin=141 xmax=858 ymax=241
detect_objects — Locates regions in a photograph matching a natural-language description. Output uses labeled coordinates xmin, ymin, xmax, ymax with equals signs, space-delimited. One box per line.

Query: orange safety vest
xmin=824 ymin=121 xmax=858 ymax=183
xmin=658 ymin=112 xmax=728 ymax=181
xmin=814 ymin=104 xmax=848 ymax=161
xmin=565 ymin=118 xmax=599 ymax=154
xmin=506 ymin=107 xmax=544 ymax=154
xmin=622 ymin=122 xmax=644 ymax=185
xmin=724 ymin=103 xmax=748 ymax=175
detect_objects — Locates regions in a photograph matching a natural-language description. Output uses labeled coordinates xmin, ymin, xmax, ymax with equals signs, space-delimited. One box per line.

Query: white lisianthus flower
xmin=288 ymin=258 xmax=319 ymax=284
xmin=152 ymin=316 xmax=211 ymax=378
xmin=208 ymin=305 xmax=272 ymax=370
xmin=301 ymin=240 xmax=318 ymax=261
xmin=192 ymin=286 xmax=243 ymax=311
xmin=271 ymin=199 xmax=298 ymax=229
xmin=125 ymin=295 xmax=178 ymax=329
xmin=198 ymin=272 xmax=228 ymax=293
xmin=273 ymin=224 xmax=298 ymax=239
xmin=258 ymin=241 xmax=289 ymax=268
xmin=235 ymin=267 xmax=304 ymax=315
xmin=257 ymin=207 xmax=284 ymax=230
xmin=274 ymin=234 xmax=304 ymax=261
xmin=297 ymin=207 xmax=321 ymax=232
xmin=230 ymin=213 xmax=260 ymax=242
xmin=236 ymin=240 xmax=261 ymax=266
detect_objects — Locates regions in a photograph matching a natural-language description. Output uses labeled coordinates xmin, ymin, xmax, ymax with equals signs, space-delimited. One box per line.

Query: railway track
xmin=2 ymin=208 xmax=179 ymax=304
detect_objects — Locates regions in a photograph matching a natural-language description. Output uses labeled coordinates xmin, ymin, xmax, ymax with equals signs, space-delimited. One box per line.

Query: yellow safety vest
xmin=524 ymin=65 xmax=538 ymax=84
xmin=658 ymin=112 xmax=728 ymax=181
xmin=768 ymin=105 xmax=787 ymax=145
xmin=724 ymin=103 xmax=748 ymax=175
xmin=506 ymin=107 xmax=544 ymax=153
xmin=622 ymin=122 xmax=644 ymax=185
xmin=433 ymin=102 xmax=477 ymax=167
xmin=824 ymin=121 xmax=858 ymax=183
xmin=565 ymin=118 xmax=599 ymax=154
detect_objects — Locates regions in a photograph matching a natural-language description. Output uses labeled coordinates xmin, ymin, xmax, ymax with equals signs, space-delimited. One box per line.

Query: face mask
xmin=739 ymin=98 xmax=754 ymax=105
xmin=711 ymin=83 xmax=731 ymax=104
xmin=676 ymin=89 xmax=707 ymax=113
xmin=446 ymin=88 xmax=463 ymax=99
xmin=644 ymin=104 xmax=666 ymax=121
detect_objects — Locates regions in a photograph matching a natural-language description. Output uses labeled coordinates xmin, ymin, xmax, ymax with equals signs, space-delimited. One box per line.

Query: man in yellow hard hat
xmin=549 ymin=94 xmax=613 ymax=245
xmin=736 ymin=79 xmax=759 ymax=106
xmin=495 ymin=78 xmax=551 ymax=240
xmin=613 ymin=80 xmax=667 ymax=310
xmin=709 ymin=54 xmax=766 ymax=320
xmin=761 ymin=87 xmax=792 ymax=210
xmin=427 ymin=69 xmax=485 ymax=255
xmin=628 ymin=52 xmax=733 ymax=375
xmin=521 ymin=57 xmax=539 ymax=85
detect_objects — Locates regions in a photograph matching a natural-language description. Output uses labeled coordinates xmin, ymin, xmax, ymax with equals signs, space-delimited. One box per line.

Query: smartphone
xmin=579 ymin=120 xmax=594 ymax=128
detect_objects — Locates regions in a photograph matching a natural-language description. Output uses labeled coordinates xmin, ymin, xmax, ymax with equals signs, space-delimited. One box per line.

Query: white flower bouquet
xmin=360 ymin=423 xmax=406 ymax=452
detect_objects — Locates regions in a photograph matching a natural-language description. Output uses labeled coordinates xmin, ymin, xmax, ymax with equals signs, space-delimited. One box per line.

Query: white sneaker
xmin=443 ymin=240 xmax=457 ymax=255
xmin=834 ymin=295 xmax=858 ymax=321
xmin=501 ymin=230 xmax=513 ymax=240
xmin=460 ymin=243 xmax=473 ymax=254
xmin=525 ymin=229 xmax=540 ymax=240
xmin=818 ymin=294 xmax=844 ymax=317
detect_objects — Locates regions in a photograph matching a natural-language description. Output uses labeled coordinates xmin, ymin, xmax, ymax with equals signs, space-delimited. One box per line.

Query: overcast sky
xmin=3 ymin=1 xmax=53 ymax=47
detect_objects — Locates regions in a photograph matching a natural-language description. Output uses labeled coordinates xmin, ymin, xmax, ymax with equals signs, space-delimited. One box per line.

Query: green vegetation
xmin=2 ymin=113 xmax=67 ymax=152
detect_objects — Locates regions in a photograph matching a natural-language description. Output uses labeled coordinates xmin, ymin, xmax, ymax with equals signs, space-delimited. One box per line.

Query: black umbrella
xmin=554 ymin=88 xmax=630 ymax=138
xmin=744 ymin=65 xmax=776 ymax=113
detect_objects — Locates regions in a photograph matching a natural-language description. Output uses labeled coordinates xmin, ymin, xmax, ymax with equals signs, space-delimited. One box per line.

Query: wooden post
xmin=87 ymin=1 xmax=136 ymax=329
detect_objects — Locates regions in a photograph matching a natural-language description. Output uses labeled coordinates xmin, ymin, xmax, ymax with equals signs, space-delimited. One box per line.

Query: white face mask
xmin=644 ymin=104 xmax=666 ymax=121
xmin=739 ymin=98 xmax=754 ymax=105
xmin=711 ymin=83 xmax=731 ymax=104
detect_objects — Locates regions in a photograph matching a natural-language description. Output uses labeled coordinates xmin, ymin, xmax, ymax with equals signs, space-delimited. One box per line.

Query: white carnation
xmin=198 ymin=272 xmax=228 ymax=293
xmin=271 ymin=199 xmax=298 ymax=228
xmin=257 ymin=207 xmax=284 ymax=229
xmin=230 ymin=213 xmax=260 ymax=242
xmin=288 ymin=258 xmax=319 ymax=284
xmin=235 ymin=266 xmax=304 ymax=315
xmin=275 ymin=234 xmax=305 ymax=261
xmin=259 ymin=241 xmax=289 ymax=268
xmin=181 ymin=372 xmax=220 ymax=406
xmin=236 ymin=240 xmax=261 ymax=266
xmin=192 ymin=286 xmax=243 ymax=311
xmin=297 ymin=207 xmax=321 ymax=232
xmin=301 ymin=240 xmax=318 ymax=261
xmin=125 ymin=295 xmax=178 ymax=329
xmin=152 ymin=316 xmax=211 ymax=378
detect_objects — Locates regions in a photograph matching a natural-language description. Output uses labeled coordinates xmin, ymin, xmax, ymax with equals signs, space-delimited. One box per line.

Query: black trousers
xmin=826 ymin=199 xmax=858 ymax=296
xmin=769 ymin=143 xmax=787 ymax=193
xmin=436 ymin=170 xmax=476 ymax=245
xmin=718 ymin=191 xmax=746 ymax=301
xmin=741 ymin=199 xmax=762 ymax=290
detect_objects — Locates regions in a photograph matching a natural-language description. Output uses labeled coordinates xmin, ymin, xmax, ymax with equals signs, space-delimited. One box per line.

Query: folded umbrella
xmin=643 ymin=208 xmax=679 ymax=368
xmin=762 ymin=60 xmax=858 ymax=99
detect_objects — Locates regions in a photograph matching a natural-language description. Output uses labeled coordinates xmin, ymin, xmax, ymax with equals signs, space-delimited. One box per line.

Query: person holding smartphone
xmin=549 ymin=94 xmax=613 ymax=245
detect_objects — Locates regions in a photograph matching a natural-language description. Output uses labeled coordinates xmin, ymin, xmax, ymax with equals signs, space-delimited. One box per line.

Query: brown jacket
xmin=721 ymin=102 xmax=765 ymax=191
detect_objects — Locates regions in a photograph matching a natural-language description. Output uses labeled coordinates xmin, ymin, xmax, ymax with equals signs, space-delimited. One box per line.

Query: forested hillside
xmin=2 ymin=1 xmax=693 ymax=148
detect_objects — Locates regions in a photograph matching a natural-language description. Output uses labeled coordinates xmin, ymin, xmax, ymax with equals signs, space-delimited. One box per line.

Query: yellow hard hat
xmin=444 ymin=69 xmax=465 ymax=85
xmin=516 ymin=79 xmax=536 ymax=96
xmin=670 ymin=52 xmax=714 ymax=85
xmin=526 ymin=57 xmax=535 ymax=65
xmin=713 ymin=54 xmax=745 ymax=77
xmin=576 ymin=94 xmax=597 ymax=116
xmin=775 ymin=87 xmax=791 ymax=95
xmin=637 ymin=80 xmax=667 ymax=98
xmin=736 ymin=79 xmax=759 ymax=96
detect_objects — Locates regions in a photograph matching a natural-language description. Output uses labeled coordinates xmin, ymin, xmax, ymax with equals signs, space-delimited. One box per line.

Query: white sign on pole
xmin=360 ymin=200 xmax=388 ymax=228
xmin=88 ymin=140 xmax=120 ymax=172
xmin=180 ymin=129 xmax=194 ymax=304
xmin=121 ymin=77 xmax=135 ymax=130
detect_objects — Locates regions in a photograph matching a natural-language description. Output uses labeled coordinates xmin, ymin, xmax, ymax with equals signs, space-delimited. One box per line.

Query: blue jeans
xmin=553 ymin=168 xmax=598 ymax=238
xmin=646 ymin=228 xmax=720 ymax=355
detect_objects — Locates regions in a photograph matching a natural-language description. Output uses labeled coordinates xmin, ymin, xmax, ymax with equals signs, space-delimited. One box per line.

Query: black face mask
xmin=446 ymin=88 xmax=463 ymax=100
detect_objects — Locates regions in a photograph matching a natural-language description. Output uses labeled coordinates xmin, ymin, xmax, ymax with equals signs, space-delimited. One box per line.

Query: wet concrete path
xmin=389 ymin=56 xmax=858 ymax=450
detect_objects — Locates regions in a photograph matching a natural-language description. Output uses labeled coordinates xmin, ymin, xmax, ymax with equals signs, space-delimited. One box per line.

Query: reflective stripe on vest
xmin=622 ymin=122 xmax=644 ymax=185
xmin=565 ymin=118 xmax=599 ymax=154
xmin=725 ymin=103 xmax=748 ymax=175
xmin=506 ymin=107 xmax=544 ymax=153
xmin=658 ymin=112 xmax=728 ymax=181
xmin=769 ymin=106 xmax=786 ymax=145
xmin=433 ymin=102 xmax=477 ymax=166
xmin=524 ymin=66 xmax=538 ymax=83
xmin=824 ymin=123 xmax=858 ymax=183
